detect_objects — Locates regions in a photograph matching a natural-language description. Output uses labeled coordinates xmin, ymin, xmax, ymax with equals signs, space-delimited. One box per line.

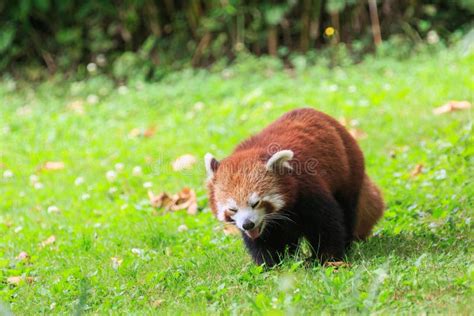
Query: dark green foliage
xmin=0 ymin=0 xmax=472 ymax=79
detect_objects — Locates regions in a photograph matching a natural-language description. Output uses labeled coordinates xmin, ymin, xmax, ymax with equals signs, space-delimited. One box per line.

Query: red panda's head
xmin=204 ymin=149 xmax=295 ymax=239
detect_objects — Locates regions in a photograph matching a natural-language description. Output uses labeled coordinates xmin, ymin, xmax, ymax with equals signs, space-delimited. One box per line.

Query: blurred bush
xmin=0 ymin=0 xmax=472 ymax=80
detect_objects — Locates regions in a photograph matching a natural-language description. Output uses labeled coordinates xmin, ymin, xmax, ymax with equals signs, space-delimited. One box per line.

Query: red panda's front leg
xmin=242 ymin=223 xmax=301 ymax=267
xmin=298 ymin=193 xmax=347 ymax=263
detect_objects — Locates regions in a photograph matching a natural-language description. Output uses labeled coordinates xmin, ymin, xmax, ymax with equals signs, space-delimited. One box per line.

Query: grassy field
xmin=1 ymin=49 xmax=473 ymax=314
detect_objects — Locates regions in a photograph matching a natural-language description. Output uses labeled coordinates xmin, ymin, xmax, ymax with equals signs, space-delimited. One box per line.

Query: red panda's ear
xmin=204 ymin=153 xmax=220 ymax=178
xmin=265 ymin=150 xmax=294 ymax=172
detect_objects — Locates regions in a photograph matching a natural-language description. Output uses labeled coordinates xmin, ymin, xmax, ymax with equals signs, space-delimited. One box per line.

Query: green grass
xmin=1 ymin=49 xmax=473 ymax=314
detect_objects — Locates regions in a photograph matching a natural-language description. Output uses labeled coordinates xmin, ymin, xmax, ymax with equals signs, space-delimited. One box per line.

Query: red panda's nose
xmin=242 ymin=220 xmax=255 ymax=230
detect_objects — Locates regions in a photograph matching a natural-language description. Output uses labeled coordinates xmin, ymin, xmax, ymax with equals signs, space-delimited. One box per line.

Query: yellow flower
xmin=325 ymin=27 xmax=335 ymax=37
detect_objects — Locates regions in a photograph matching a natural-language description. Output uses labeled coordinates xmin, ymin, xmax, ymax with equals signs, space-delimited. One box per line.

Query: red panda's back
xmin=235 ymin=108 xmax=365 ymax=196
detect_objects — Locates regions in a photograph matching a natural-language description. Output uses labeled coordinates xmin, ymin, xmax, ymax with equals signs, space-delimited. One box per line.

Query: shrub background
xmin=1 ymin=0 xmax=473 ymax=80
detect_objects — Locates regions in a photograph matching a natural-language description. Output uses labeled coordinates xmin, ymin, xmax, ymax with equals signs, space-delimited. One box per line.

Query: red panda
xmin=205 ymin=108 xmax=384 ymax=266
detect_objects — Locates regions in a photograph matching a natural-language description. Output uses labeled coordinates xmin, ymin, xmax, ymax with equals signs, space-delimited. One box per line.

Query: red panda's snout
xmin=205 ymin=150 xmax=294 ymax=239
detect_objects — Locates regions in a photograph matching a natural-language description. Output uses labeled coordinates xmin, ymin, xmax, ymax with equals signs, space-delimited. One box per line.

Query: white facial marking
xmin=266 ymin=150 xmax=294 ymax=171
xmin=262 ymin=193 xmax=285 ymax=211
xmin=216 ymin=198 xmax=237 ymax=222
xmin=232 ymin=207 xmax=265 ymax=230
xmin=248 ymin=192 xmax=260 ymax=206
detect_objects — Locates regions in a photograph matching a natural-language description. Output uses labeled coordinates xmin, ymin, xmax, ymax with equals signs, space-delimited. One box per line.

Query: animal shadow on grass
xmin=349 ymin=229 xmax=466 ymax=261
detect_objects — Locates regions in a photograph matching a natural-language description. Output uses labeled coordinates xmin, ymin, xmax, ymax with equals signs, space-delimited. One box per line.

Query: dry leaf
xmin=16 ymin=251 xmax=30 ymax=261
xmin=129 ymin=126 xmax=156 ymax=138
xmin=338 ymin=117 xmax=350 ymax=127
xmin=143 ymin=126 xmax=156 ymax=138
xmin=151 ymin=299 xmax=164 ymax=308
xmin=338 ymin=118 xmax=367 ymax=140
xmin=41 ymin=161 xmax=65 ymax=171
xmin=410 ymin=164 xmax=424 ymax=177
xmin=223 ymin=224 xmax=240 ymax=235
xmin=41 ymin=235 xmax=56 ymax=247
xmin=67 ymin=100 xmax=85 ymax=115
xmin=349 ymin=128 xmax=367 ymax=140
xmin=172 ymin=154 xmax=197 ymax=171
xmin=173 ymin=187 xmax=198 ymax=214
xmin=148 ymin=187 xmax=198 ymax=215
xmin=111 ymin=257 xmax=123 ymax=270
xmin=324 ymin=261 xmax=351 ymax=268
xmin=7 ymin=276 xmax=35 ymax=285
xmin=433 ymin=101 xmax=471 ymax=115
xmin=129 ymin=128 xmax=141 ymax=138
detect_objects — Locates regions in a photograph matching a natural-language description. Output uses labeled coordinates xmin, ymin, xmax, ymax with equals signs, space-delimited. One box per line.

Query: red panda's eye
xmin=250 ymin=201 xmax=260 ymax=208
xmin=228 ymin=208 xmax=238 ymax=213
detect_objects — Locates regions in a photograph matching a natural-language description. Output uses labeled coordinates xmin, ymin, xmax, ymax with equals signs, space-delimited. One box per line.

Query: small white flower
xmin=427 ymin=30 xmax=439 ymax=45
xmin=3 ymin=170 xmax=13 ymax=178
xmin=96 ymin=54 xmax=106 ymax=66
xmin=177 ymin=224 xmax=188 ymax=232
xmin=30 ymin=174 xmax=39 ymax=184
xmin=348 ymin=85 xmax=357 ymax=93
xmin=87 ymin=63 xmax=97 ymax=73
xmin=34 ymin=182 xmax=44 ymax=190
xmin=14 ymin=226 xmax=23 ymax=233
xmin=143 ymin=182 xmax=153 ymax=189
xmin=118 ymin=85 xmax=128 ymax=95
xmin=193 ymin=101 xmax=204 ymax=111
xmin=328 ymin=84 xmax=338 ymax=92
xmin=263 ymin=101 xmax=273 ymax=110
xmin=132 ymin=166 xmax=142 ymax=176
xmin=47 ymin=205 xmax=60 ymax=213
xmin=81 ymin=193 xmax=90 ymax=200
xmin=131 ymin=248 xmax=144 ymax=256
xmin=111 ymin=256 xmax=123 ymax=270
xmin=74 ymin=177 xmax=84 ymax=186
xmin=114 ymin=163 xmax=124 ymax=171
xmin=2 ymin=125 xmax=11 ymax=134
xmin=108 ymin=187 xmax=117 ymax=194
xmin=106 ymin=170 xmax=117 ymax=182
xmin=86 ymin=94 xmax=99 ymax=104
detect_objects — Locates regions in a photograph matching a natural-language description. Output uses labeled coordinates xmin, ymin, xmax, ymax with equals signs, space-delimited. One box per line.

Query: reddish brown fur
xmin=206 ymin=108 xmax=384 ymax=264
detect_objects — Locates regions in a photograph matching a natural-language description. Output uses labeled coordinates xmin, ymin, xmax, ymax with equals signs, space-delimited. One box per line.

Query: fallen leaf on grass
xmin=40 ymin=161 xmax=65 ymax=171
xmin=148 ymin=187 xmax=198 ymax=215
xmin=223 ymin=224 xmax=240 ymax=235
xmin=16 ymin=251 xmax=30 ymax=261
xmin=172 ymin=154 xmax=197 ymax=171
xmin=129 ymin=126 xmax=157 ymax=138
xmin=41 ymin=235 xmax=56 ymax=247
xmin=338 ymin=117 xmax=367 ymax=140
xmin=324 ymin=261 xmax=351 ymax=268
xmin=129 ymin=128 xmax=141 ymax=138
xmin=7 ymin=276 xmax=35 ymax=286
xmin=111 ymin=257 xmax=123 ymax=270
xmin=151 ymin=299 xmax=164 ymax=308
xmin=67 ymin=100 xmax=85 ymax=115
xmin=410 ymin=164 xmax=424 ymax=177
xmin=143 ymin=126 xmax=156 ymax=138
xmin=148 ymin=191 xmax=175 ymax=209
xmin=433 ymin=101 xmax=471 ymax=115
xmin=349 ymin=128 xmax=367 ymax=140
